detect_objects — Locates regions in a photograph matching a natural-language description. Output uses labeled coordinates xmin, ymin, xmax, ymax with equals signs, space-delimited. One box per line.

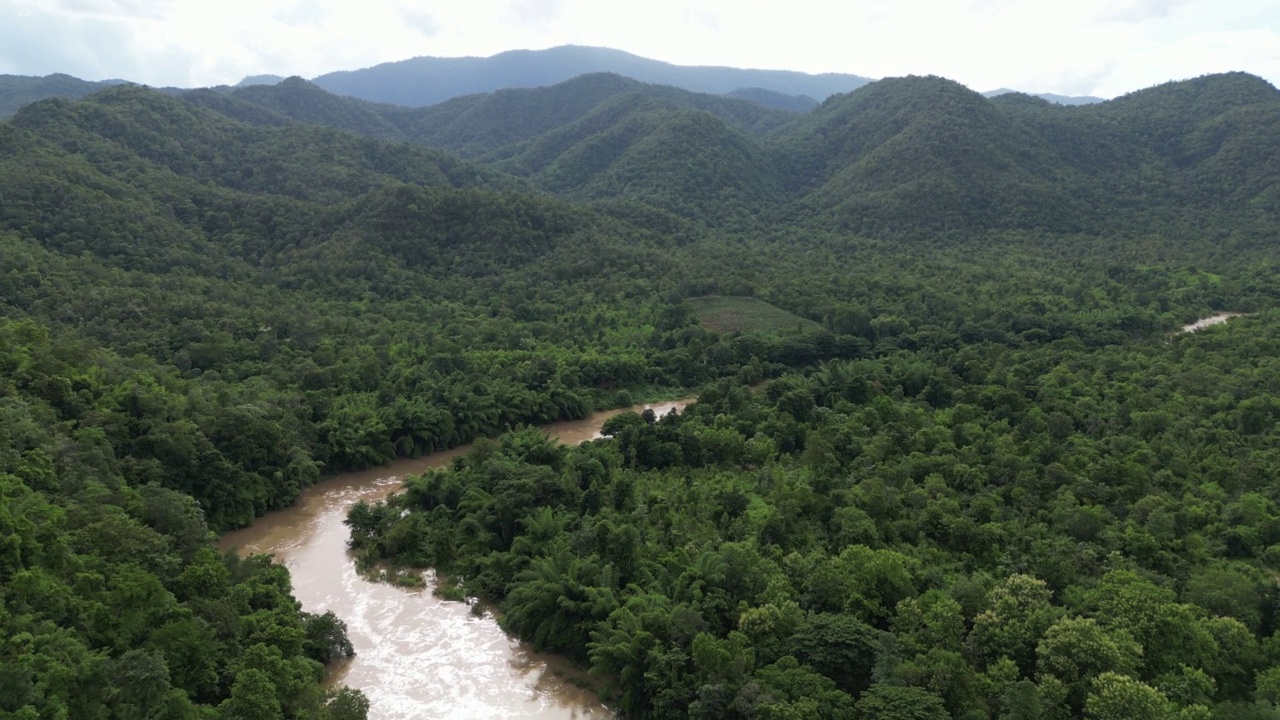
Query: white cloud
xmin=272 ymin=0 xmax=330 ymax=27
xmin=507 ymin=0 xmax=561 ymax=28
xmin=399 ymin=6 xmax=438 ymax=37
xmin=0 ymin=0 xmax=1276 ymax=96
xmin=51 ymin=0 xmax=174 ymax=20
xmin=1096 ymin=0 xmax=1195 ymax=23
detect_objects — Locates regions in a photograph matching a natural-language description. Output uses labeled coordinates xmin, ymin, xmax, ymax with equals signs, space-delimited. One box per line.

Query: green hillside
xmin=0 ymin=73 xmax=124 ymax=118
xmin=174 ymin=71 xmax=1280 ymax=238
xmin=490 ymin=93 xmax=784 ymax=223
xmin=774 ymin=76 xmax=1083 ymax=233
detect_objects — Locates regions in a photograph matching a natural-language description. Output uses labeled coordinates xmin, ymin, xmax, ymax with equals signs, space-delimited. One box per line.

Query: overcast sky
xmin=2 ymin=0 xmax=1277 ymax=98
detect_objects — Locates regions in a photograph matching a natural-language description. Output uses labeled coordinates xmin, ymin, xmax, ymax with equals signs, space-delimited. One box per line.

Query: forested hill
xmin=187 ymin=73 xmax=799 ymax=154
xmin=5 ymin=66 xmax=1280 ymax=720
xmin=183 ymin=71 xmax=1280 ymax=236
xmin=983 ymin=88 xmax=1104 ymax=105
xmin=772 ymin=73 xmax=1280 ymax=235
xmin=0 ymin=73 xmax=126 ymax=117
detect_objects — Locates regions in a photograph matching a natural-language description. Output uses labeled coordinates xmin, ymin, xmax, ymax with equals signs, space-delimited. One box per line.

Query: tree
xmin=969 ymin=574 xmax=1061 ymax=674
xmin=1084 ymin=672 xmax=1174 ymax=720
xmin=788 ymin=612 xmax=882 ymax=695
xmin=108 ymin=648 xmax=173 ymax=718
xmin=303 ymin=610 xmax=356 ymax=664
xmin=322 ymin=686 xmax=370 ymax=720
xmin=1036 ymin=617 xmax=1142 ymax=713
xmin=752 ymin=656 xmax=857 ymax=719
xmin=854 ymin=683 xmax=951 ymax=720
xmin=219 ymin=668 xmax=283 ymax=720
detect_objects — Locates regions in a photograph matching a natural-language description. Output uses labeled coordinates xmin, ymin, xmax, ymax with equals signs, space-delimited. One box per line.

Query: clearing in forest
xmin=688 ymin=296 xmax=820 ymax=335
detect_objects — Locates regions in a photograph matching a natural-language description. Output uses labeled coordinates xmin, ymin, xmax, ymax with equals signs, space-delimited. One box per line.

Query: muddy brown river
xmin=219 ymin=398 xmax=694 ymax=720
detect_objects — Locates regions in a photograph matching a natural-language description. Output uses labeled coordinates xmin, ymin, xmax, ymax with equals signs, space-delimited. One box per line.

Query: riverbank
xmin=218 ymin=396 xmax=695 ymax=720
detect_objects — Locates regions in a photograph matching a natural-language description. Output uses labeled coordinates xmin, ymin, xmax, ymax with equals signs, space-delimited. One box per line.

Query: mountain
xmin=2 ymin=82 xmax=522 ymax=275
xmin=176 ymin=73 xmax=796 ymax=224
xmin=236 ymin=74 xmax=286 ymax=87
xmin=310 ymin=45 xmax=872 ymax=107
xmin=185 ymin=72 xmax=798 ymax=155
xmin=220 ymin=77 xmax=408 ymax=141
xmin=383 ymin=73 xmax=799 ymax=151
xmin=174 ymin=70 xmax=1280 ymax=235
xmin=490 ymin=92 xmax=785 ymax=224
xmin=983 ymin=87 xmax=1104 ymax=105
xmin=992 ymin=72 xmax=1280 ymax=222
xmin=771 ymin=72 xmax=1280 ymax=235
xmin=0 ymin=73 xmax=127 ymax=118
xmin=775 ymin=76 xmax=1085 ymax=233
xmin=178 ymin=69 xmax=1280 ymax=236
xmin=728 ymin=87 xmax=820 ymax=112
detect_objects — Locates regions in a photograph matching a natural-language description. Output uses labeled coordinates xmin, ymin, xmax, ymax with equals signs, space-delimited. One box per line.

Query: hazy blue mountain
xmin=0 ymin=73 xmax=126 ymax=118
xmin=237 ymin=74 xmax=286 ymax=87
xmin=229 ymin=76 xmax=409 ymax=140
xmin=727 ymin=87 xmax=819 ymax=112
xmin=983 ymin=87 xmax=1105 ymax=105
xmin=311 ymin=45 xmax=871 ymax=107
xmin=397 ymin=73 xmax=800 ymax=153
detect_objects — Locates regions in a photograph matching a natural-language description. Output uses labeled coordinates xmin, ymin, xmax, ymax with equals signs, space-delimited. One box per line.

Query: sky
xmin=1 ymin=0 xmax=1277 ymax=98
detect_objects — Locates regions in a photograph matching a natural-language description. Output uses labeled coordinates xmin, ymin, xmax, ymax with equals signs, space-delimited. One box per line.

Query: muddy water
xmin=1179 ymin=312 xmax=1250 ymax=333
xmin=219 ymin=398 xmax=693 ymax=720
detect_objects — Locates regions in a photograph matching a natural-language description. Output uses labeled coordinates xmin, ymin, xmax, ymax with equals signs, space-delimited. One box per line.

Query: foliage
xmin=3 ymin=68 xmax=1280 ymax=720
xmin=352 ymin=306 xmax=1280 ymax=718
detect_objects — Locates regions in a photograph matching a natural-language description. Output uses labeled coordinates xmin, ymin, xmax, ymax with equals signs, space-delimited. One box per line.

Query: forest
xmin=1 ymin=69 xmax=1280 ymax=719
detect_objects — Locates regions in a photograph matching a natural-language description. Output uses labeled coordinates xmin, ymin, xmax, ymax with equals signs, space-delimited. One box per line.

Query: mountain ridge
xmin=10 ymin=69 xmax=1279 ymax=239
xmin=310 ymin=45 xmax=873 ymax=107
xmin=983 ymin=88 xmax=1104 ymax=105
xmin=170 ymin=70 xmax=1280 ymax=236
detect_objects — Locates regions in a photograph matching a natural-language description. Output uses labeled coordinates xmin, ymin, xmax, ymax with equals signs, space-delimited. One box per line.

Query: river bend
xmin=219 ymin=399 xmax=693 ymax=720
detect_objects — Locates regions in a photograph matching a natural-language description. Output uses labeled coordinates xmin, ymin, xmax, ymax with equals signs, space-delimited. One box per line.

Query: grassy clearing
xmin=688 ymin=295 xmax=821 ymax=335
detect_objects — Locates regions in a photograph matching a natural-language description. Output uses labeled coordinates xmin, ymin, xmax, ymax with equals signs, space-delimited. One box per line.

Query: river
xmin=218 ymin=398 xmax=694 ymax=720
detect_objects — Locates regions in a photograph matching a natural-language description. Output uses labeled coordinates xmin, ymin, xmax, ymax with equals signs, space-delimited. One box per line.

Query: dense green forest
xmin=173 ymin=70 xmax=1280 ymax=236
xmin=2 ymin=70 xmax=1280 ymax=718
xmin=353 ymin=308 xmax=1280 ymax=719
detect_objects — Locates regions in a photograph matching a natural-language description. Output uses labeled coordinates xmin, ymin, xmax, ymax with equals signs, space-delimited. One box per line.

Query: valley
xmin=2 ymin=63 xmax=1280 ymax=720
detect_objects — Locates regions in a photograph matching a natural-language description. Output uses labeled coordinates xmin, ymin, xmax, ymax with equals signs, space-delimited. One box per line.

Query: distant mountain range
xmin=0 ymin=73 xmax=127 ymax=117
xmin=2 ymin=47 xmax=1114 ymax=121
xmin=10 ymin=66 xmax=1277 ymax=242
xmin=983 ymin=88 xmax=1104 ymax=105
xmin=304 ymin=46 xmax=872 ymax=107
xmin=8 ymin=47 xmax=1275 ymax=239
xmin=171 ymin=69 xmax=1280 ymax=235
xmin=236 ymin=74 xmax=286 ymax=88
